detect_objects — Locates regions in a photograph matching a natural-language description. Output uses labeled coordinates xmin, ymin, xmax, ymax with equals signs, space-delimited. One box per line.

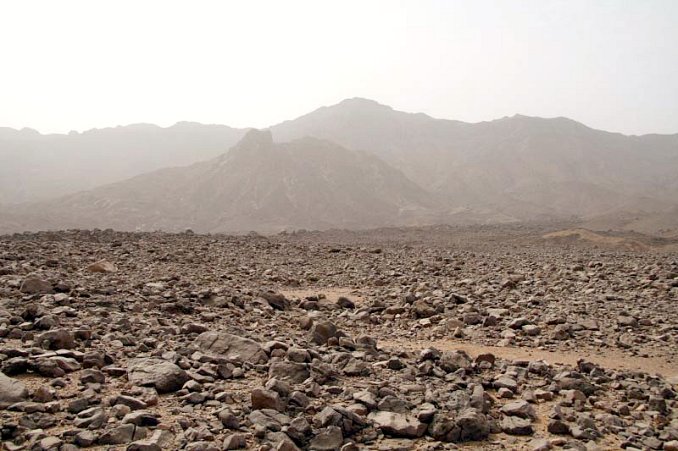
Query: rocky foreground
xmin=0 ymin=226 xmax=676 ymax=450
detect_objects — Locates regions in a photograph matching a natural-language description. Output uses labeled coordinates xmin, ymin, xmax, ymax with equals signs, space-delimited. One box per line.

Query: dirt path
xmin=381 ymin=338 xmax=678 ymax=379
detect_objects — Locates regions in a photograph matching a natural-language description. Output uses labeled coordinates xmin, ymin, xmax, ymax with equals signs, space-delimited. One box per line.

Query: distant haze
xmin=2 ymin=99 xmax=677 ymax=235
xmin=2 ymin=0 xmax=678 ymax=135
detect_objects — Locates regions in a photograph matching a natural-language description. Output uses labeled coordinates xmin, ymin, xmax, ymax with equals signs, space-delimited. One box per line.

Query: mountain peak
xmin=334 ymin=97 xmax=393 ymax=111
xmin=226 ymin=128 xmax=274 ymax=160
xmin=238 ymin=128 xmax=274 ymax=147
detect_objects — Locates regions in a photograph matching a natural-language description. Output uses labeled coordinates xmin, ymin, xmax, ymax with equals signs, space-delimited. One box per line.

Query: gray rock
xmin=455 ymin=408 xmax=490 ymax=441
xmin=74 ymin=430 xmax=97 ymax=447
xmin=368 ymin=411 xmax=427 ymax=438
xmin=35 ymin=328 xmax=75 ymax=350
xmin=0 ymin=371 xmax=28 ymax=408
xmin=439 ymin=350 xmax=472 ymax=372
xmin=193 ymin=331 xmax=268 ymax=363
xmin=127 ymin=430 xmax=173 ymax=451
xmin=309 ymin=426 xmax=344 ymax=450
xmin=20 ymin=276 xmax=53 ymax=294
xmin=223 ymin=433 xmax=248 ymax=450
xmin=269 ymin=360 xmax=310 ymax=384
xmin=74 ymin=406 xmax=108 ymax=429
xmin=275 ymin=436 xmax=301 ymax=451
xmin=99 ymin=423 xmax=146 ymax=445
xmin=218 ymin=409 xmax=240 ymax=429
xmin=501 ymin=400 xmax=536 ymax=419
xmin=248 ymin=409 xmax=291 ymax=431
xmin=501 ymin=416 xmax=533 ymax=435
xmin=38 ymin=436 xmax=62 ymax=450
xmin=127 ymin=358 xmax=190 ymax=393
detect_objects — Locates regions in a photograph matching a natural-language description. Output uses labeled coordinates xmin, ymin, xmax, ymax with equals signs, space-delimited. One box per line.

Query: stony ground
xmin=0 ymin=226 xmax=676 ymax=451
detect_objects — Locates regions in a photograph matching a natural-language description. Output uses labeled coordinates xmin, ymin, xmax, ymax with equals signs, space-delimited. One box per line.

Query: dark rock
xmin=501 ymin=416 xmax=533 ymax=435
xmin=310 ymin=321 xmax=338 ymax=345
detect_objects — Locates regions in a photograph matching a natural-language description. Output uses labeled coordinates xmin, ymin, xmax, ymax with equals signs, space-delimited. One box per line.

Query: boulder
xmin=35 ymin=328 xmax=75 ymax=350
xmin=501 ymin=416 xmax=533 ymax=435
xmin=0 ymin=371 xmax=28 ymax=408
xmin=20 ymin=276 xmax=53 ymax=294
xmin=308 ymin=426 xmax=343 ymax=450
xmin=310 ymin=321 xmax=338 ymax=345
xmin=127 ymin=358 xmax=189 ymax=393
xmin=455 ymin=409 xmax=490 ymax=441
xmin=439 ymin=350 xmax=473 ymax=372
xmin=368 ymin=411 xmax=427 ymax=438
xmin=193 ymin=331 xmax=268 ymax=364
xmin=501 ymin=400 xmax=536 ymax=419
xmin=269 ymin=361 xmax=310 ymax=384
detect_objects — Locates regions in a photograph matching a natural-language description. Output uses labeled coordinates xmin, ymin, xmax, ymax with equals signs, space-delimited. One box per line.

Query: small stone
xmin=87 ymin=259 xmax=117 ymax=273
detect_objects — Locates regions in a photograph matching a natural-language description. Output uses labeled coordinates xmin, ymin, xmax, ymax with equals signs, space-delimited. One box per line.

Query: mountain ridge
xmin=5 ymin=98 xmax=677 ymax=138
xmin=1 ymin=98 xmax=677 ymax=234
xmin=1 ymin=129 xmax=444 ymax=233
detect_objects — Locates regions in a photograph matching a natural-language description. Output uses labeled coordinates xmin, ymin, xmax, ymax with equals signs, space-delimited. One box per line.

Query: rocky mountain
xmin=0 ymin=122 xmax=247 ymax=204
xmin=272 ymin=98 xmax=678 ymax=222
xmin=1 ymin=98 xmax=677 ymax=233
xmin=1 ymin=130 xmax=441 ymax=233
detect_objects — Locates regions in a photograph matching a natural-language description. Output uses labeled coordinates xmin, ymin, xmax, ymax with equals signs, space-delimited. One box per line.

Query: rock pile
xmin=0 ymin=227 xmax=676 ymax=450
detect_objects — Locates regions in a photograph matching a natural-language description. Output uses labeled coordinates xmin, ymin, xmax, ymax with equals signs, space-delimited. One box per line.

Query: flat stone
xmin=193 ymin=331 xmax=268 ymax=364
xmin=368 ymin=411 xmax=426 ymax=438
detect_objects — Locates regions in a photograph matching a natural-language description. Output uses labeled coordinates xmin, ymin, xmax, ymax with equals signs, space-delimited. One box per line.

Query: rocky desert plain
xmin=0 ymin=224 xmax=676 ymax=451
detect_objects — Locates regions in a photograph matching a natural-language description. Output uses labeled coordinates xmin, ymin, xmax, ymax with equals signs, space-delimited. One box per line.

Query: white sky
xmin=1 ymin=0 xmax=677 ymax=135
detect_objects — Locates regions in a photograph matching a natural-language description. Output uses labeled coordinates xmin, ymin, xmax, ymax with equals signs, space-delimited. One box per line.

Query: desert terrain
xmin=1 ymin=225 xmax=676 ymax=450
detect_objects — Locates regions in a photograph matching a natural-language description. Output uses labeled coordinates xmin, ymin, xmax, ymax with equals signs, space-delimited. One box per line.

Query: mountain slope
xmin=272 ymin=98 xmax=678 ymax=220
xmin=0 ymin=122 xmax=248 ymax=204
xmin=1 ymin=130 xmax=441 ymax=233
xmin=2 ymin=98 xmax=677 ymax=233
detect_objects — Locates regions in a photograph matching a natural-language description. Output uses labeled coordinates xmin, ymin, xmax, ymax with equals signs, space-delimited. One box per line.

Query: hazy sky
xmin=2 ymin=0 xmax=677 ymax=135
